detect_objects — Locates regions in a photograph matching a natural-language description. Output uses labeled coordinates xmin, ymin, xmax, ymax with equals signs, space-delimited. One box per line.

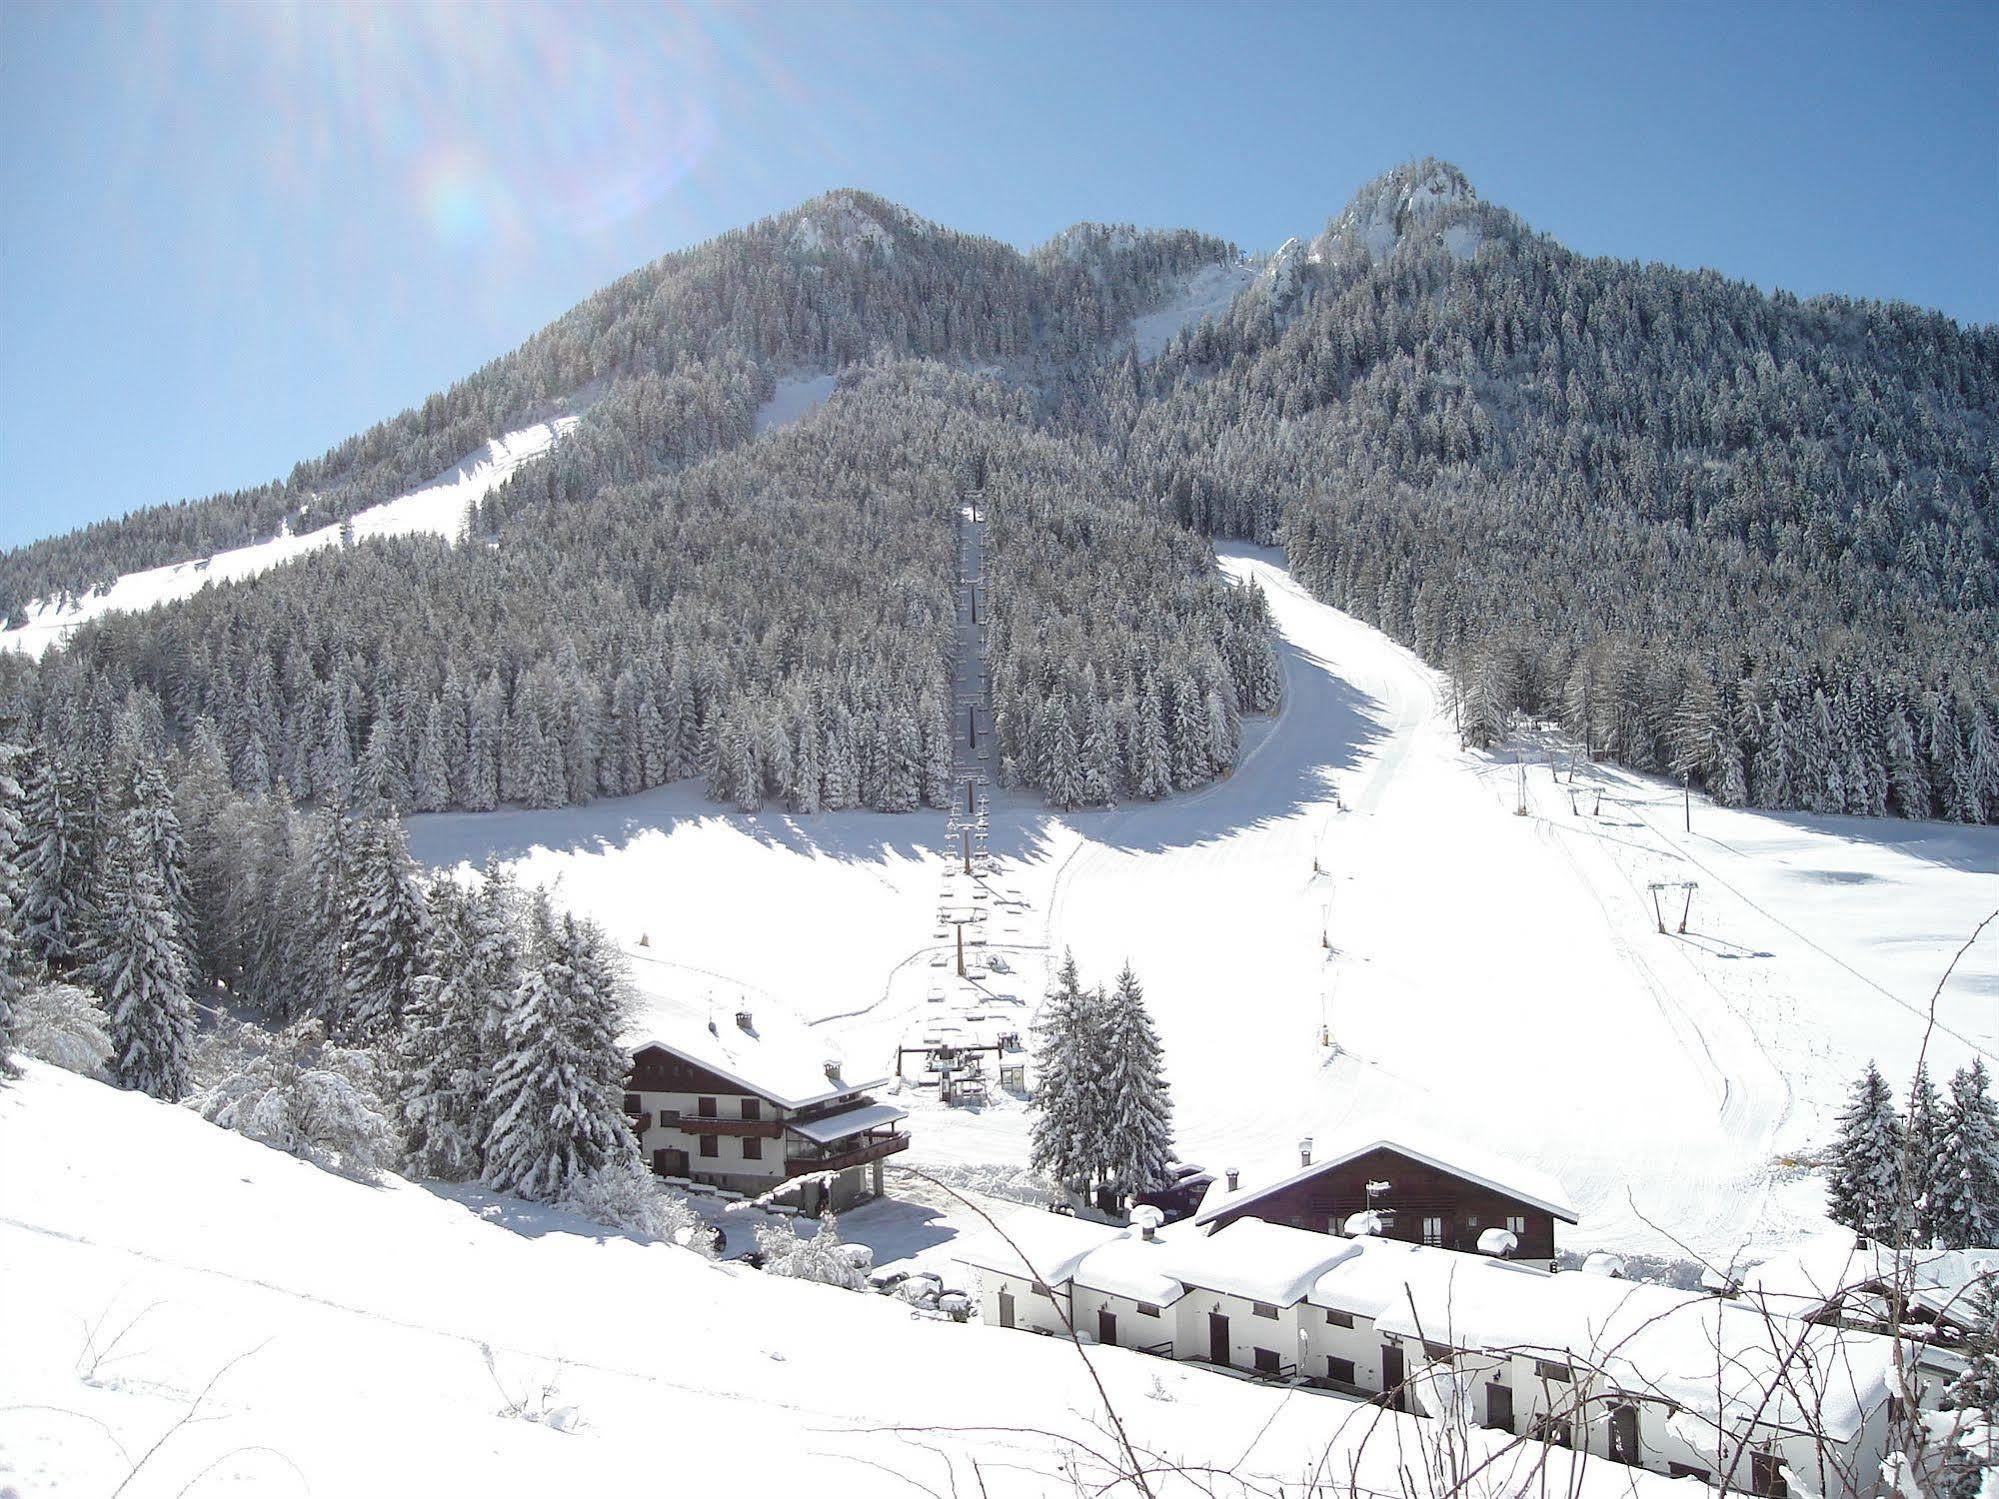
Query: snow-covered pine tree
xmin=399 ymin=879 xmax=484 ymax=1179
xmin=482 ymin=897 xmax=634 ymax=1202
xmin=117 ymin=749 xmax=194 ymax=982
xmin=174 ymin=721 xmax=235 ymax=990
xmin=1909 ymin=1062 xmax=1948 ymax=1244
xmin=341 ymin=814 xmax=429 ymax=1040
xmin=0 ymin=741 xmax=24 ymax=1078
xmin=300 ymin=808 xmax=358 ymax=1030
xmin=1094 ymin=963 xmax=1174 ymax=1211
xmin=1936 ymin=1281 xmax=1998 ymax=1497
xmin=1826 ymin=1062 xmax=1906 ymax=1241
xmin=18 ymin=746 xmax=95 ymax=972
xmin=1934 ymin=1060 xmax=1999 ymax=1249
xmin=412 ymin=701 xmax=451 ymax=813
xmin=88 ymin=815 xmax=194 ymax=1101
xmin=402 ymin=861 xmax=525 ymax=1179
xmin=1028 ymin=950 xmax=1103 ymax=1198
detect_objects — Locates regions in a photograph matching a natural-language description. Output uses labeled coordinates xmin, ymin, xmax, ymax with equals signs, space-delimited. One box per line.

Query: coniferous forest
xmin=2 ymin=165 xmax=1994 ymax=830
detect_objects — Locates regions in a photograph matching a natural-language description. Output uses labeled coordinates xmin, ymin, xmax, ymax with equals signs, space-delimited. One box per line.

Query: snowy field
xmin=0 ymin=1062 xmax=1683 ymax=1498
xmin=1 ymin=415 xmax=580 ymax=657
xmin=408 ymin=546 xmax=1997 ymax=1270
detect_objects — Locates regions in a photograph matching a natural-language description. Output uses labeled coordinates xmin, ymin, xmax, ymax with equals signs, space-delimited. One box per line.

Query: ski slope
xmin=1 ymin=416 xmax=580 ymax=657
xmin=406 ymin=545 xmax=1998 ymax=1268
xmin=0 ymin=1061 xmax=1678 ymax=1499
xmin=1129 ymin=261 xmax=1259 ymax=360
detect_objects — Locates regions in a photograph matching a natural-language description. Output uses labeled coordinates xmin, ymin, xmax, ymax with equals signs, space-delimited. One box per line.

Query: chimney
xmin=735 ymin=1009 xmax=754 ymax=1032
xmin=823 ymin=1060 xmax=841 ymax=1082
xmin=1299 ymin=1136 xmax=1314 ymax=1167
xmin=1141 ymin=1221 xmax=1156 ymax=1241
xmin=1226 ymin=1168 xmax=1240 ymax=1192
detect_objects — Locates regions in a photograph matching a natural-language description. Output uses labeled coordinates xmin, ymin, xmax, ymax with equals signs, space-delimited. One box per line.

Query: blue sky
xmin=2 ymin=0 xmax=1994 ymax=549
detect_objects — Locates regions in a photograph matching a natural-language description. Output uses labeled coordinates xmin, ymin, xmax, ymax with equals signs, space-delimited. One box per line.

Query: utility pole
xmin=1683 ymin=771 xmax=1692 ymax=833
xmin=956 ymin=923 xmax=965 ymax=977
xmin=968 ymin=704 xmax=977 ymax=751
xmin=962 ymin=826 xmax=972 ymax=875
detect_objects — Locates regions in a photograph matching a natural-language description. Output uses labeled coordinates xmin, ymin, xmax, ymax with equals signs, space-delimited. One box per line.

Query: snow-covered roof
xmin=1070 ymin=1227 xmax=1191 ymax=1308
xmin=1153 ymin=1217 xmax=1360 ymax=1308
xmin=1194 ymin=1124 xmax=1578 ymax=1227
xmin=619 ymin=956 xmax=885 ymax=1111
xmin=787 ymin=1101 xmax=907 ymax=1146
xmin=954 ymin=1208 xmax=1127 ymax=1288
xmin=1309 ymin=1234 xmax=1547 ymax=1324
xmin=1366 ymin=1250 xmax=1897 ymax=1443
xmin=1738 ymin=1229 xmax=1999 ymax=1329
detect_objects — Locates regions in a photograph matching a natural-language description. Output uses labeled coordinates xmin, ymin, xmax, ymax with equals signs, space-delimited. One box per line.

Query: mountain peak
xmin=1319 ymin=157 xmax=1481 ymax=261
xmin=781 ymin=189 xmax=924 ymax=260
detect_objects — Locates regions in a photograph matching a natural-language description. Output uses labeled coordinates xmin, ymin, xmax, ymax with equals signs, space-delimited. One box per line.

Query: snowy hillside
xmin=1129 ymin=260 xmax=1259 ymax=359
xmin=0 ymin=414 xmax=577 ymax=657
xmin=0 ymin=1061 xmax=1681 ymax=1498
xmin=409 ymin=547 xmax=1998 ymax=1270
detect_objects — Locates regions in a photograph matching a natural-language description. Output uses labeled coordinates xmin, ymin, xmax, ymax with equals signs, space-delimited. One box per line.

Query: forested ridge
xmin=1 ymin=190 xmax=1228 ymax=615
xmin=1105 ymin=160 xmax=1999 ymax=822
xmin=5 ymin=161 xmax=1995 ymax=824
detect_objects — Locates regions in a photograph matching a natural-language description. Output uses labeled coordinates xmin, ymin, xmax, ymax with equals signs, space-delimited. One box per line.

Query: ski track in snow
xmin=2 ymin=415 xmax=581 ymax=657
xmin=402 ymin=544 xmax=1998 ymax=1266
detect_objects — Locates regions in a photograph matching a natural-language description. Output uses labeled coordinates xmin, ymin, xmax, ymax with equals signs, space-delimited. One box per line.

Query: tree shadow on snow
xmin=1750 ymin=809 xmax=1999 ymax=879
xmin=1070 ymin=626 xmax=1392 ymax=858
xmin=404 ymin=777 xmax=1031 ymax=874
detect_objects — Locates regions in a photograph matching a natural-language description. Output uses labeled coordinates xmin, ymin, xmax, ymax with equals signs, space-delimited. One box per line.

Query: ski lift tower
xmin=1646 ymin=880 xmax=1699 ymax=934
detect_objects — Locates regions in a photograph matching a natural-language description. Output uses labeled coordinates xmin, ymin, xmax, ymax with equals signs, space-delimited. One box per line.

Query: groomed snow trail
xmin=404 ymin=544 xmax=1997 ymax=1265
xmin=2 ymin=414 xmax=581 ymax=657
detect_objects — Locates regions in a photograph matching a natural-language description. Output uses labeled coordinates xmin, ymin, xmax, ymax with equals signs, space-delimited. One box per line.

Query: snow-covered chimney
xmin=1226 ymin=1169 xmax=1240 ymax=1192
xmin=735 ymin=1009 xmax=754 ymax=1032
xmin=823 ymin=1060 xmax=841 ymax=1082
xmin=1299 ymin=1136 xmax=1314 ymax=1167
xmin=1141 ymin=1221 xmax=1156 ymax=1241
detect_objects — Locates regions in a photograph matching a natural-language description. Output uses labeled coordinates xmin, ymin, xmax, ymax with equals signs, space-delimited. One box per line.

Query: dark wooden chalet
xmin=1194 ymin=1135 xmax=1578 ymax=1265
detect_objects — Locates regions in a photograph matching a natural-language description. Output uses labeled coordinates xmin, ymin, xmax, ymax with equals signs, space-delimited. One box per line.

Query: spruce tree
xmin=88 ymin=817 xmax=194 ymax=1101
xmin=18 ymin=747 xmax=94 ymax=971
xmin=1028 ymin=951 xmax=1103 ymax=1198
xmin=401 ymin=879 xmax=497 ymax=1180
xmin=343 ymin=815 xmax=429 ymax=1040
xmin=1825 ymin=1062 xmax=1906 ymax=1241
xmin=1935 ymin=1060 xmax=1999 ymax=1248
xmin=483 ymin=898 xmax=634 ymax=1201
xmin=300 ymin=809 xmax=357 ymax=1029
xmin=1095 ymin=963 xmax=1174 ymax=1209
xmin=1909 ymin=1062 xmax=1947 ymax=1244
xmin=0 ymin=742 xmax=25 ymax=1078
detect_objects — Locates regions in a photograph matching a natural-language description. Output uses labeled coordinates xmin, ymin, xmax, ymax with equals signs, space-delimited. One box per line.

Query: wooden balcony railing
xmin=679 ymin=1117 xmax=785 ymax=1139
xmin=784 ymin=1131 xmax=909 ymax=1176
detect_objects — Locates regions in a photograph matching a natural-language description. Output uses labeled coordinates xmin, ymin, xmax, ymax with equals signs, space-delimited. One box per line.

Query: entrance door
xmin=998 ymin=1289 xmax=1015 ymax=1329
xmin=1382 ymin=1344 xmax=1406 ymax=1411
xmin=1486 ymin=1383 xmax=1514 ymax=1432
xmin=653 ymin=1147 xmax=689 ymax=1177
xmin=1098 ymin=1308 xmax=1117 ymax=1348
xmin=1208 ymin=1312 xmax=1230 ymax=1366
